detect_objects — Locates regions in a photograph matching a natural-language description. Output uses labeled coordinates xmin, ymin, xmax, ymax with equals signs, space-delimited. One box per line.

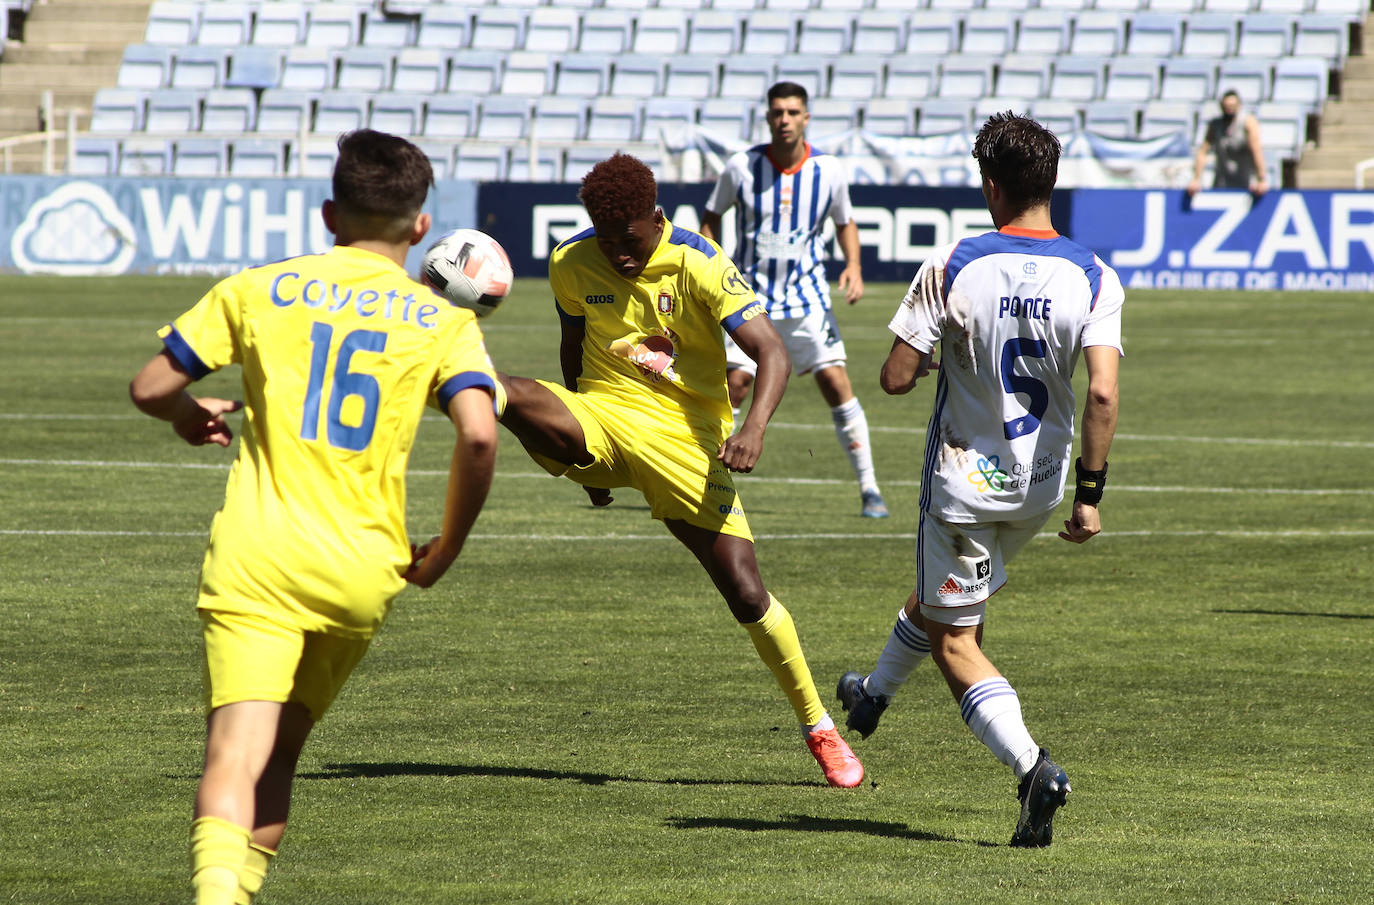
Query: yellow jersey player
xmin=129 ymin=130 xmax=498 ymax=905
xmin=496 ymin=153 xmax=864 ymax=788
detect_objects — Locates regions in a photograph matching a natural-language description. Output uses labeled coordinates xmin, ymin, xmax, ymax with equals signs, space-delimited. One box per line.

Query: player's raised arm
xmin=719 ymin=315 xmax=789 ymax=472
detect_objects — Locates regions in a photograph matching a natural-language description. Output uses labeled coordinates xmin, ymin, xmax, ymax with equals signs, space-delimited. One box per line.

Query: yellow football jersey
xmin=159 ymin=244 xmax=496 ymax=637
xmin=549 ymin=218 xmax=765 ymax=430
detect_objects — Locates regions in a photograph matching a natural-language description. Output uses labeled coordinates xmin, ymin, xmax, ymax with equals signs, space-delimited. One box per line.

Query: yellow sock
xmin=743 ymin=595 xmax=827 ymax=727
xmin=190 ymin=816 xmax=251 ymax=905
xmin=234 ymin=842 xmax=276 ymax=905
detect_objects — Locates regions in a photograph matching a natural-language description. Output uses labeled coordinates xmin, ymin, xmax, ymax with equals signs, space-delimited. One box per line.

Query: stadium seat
xmin=314 ymin=93 xmax=368 ymax=136
xmin=915 ymin=100 xmax=974 ymax=136
xmin=851 ymin=11 xmax=906 ymax=55
xmin=586 ymin=97 xmax=642 ymax=142
xmin=1128 ymin=14 xmax=1185 ymax=55
xmin=814 ymin=0 xmax=869 ymax=9
xmin=252 ymin=3 xmax=307 ymax=47
xmin=634 ymin=10 xmax=689 ymax=53
xmin=742 ymin=12 xmax=798 ymax=55
xmin=202 ymin=88 xmax=256 ymax=133
xmin=196 ymin=3 xmax=253 ymax=47
xmin=642 ymin=98 xmax=699 ymax=145
xmin=864 ymin=98 xmax=915 ymax=136
xmin=1069 ymin=12 xmax=1128 ymax=56
xmin=417 ymin=7 xmax=470 ymax=51
xmin=775 ymin=55 xmax=827 ymax=101
xmin=719 ymin=57 xmax=777 ymax=100
xmin=1237 ymin=13 xmax=1295 ymax=57
xmin=500 ymin=51 xmax=554 ymax=95
xmin=286 ymin=143 xmax=338 ymax=178
xmin=305 ymin=6 xmax=362 ymax=49
xmin=610 ymin=54 xmax=667 ymax=99
xmin=509 ymin=145 xmax=563 ymax=183
xmin=470 ymin=9 xmax=526 ymax=52
xmin=1037 ymin=0 xmax=1096 ymax=8
xmin=1181 ymin=14 xmax=1240 ymax=56
xmin=144 ymin=2 xmax=198 ymax=45
xmin=808 ymin=98 xmax=858 ymax=135
xmin=662 ymin=58 xmax=719 ymax=100
xmin=578 ymin=9 xmax=633 ymax=54
xmin=564 ymin=144 xmax=629 ymax=183
xmin=362 ymin=13 xmax=413 ymax=49
xmin=1146 ymin=0 xmax=1200 ymax=11
xmin=975 ymin=97 xmax=1035 ymax=128
xmin=797 ymin=11 xmax=853 ymax=55
xmin=1050 ymin=57 xmax=1109 ymax=102
xmin=905 ymin=11 xmax=961 ymax=55
xmin=764 ymin=0 xmax=815 ymax=9
xmin=476 ymin=97 xmax=533 ymax=141
xmin=369 ymin=94 xmax=426 ymax=136
xmin=1217 ymin=58 xmax=1274 ymax=105
xmin=1105 ymin=59 xmax=1162 ymax=103
xmin=393 ymin=49 xmax=447 ymax=94
xmin=170 ymin=46 xmax=228 ymax=91
xmin=1309 ymin=0 xmax=1365 ymax=14
xmin=119 ymin=138 xmax=171 ymax=176
xmin=449 ymin=52 xmax=504 ymax=96
xmin=1083 ymin=101 xmax=1141 ymax=139
xmin=659 ymin=0 xmax=710 ymax=8
xmin=997 ymin=60 xmax=1052 ymax=99
xmin=173 ymin=138 xmax=228 ymax=177
xmin=1093 ymin=0 xmax=1147 ymax=9
xmin=337 ymin=49 xmax=395 ymax=93
xmin=961 ymin=10 xmax=1016 ymax=55
xmin=256 ymin=90 xmax=314 ymax=134
xmin=687 ymin=12 xmax=742 ymax=55
xmin=280 ymin=48 xmax=335 ymax=93
xmin=698 ymin=97 xmax=754 ymax=140
xmin=938 ymin=55 xmax=995 ymax=100
xmin=1028 ymin=100 xmax=1082 ymax=136
xmin=225 ymin=46 xmax=282 ymax=91
xmin=1201 ymin=0 xmax=1256 ymax=10
xmin=72 ymin=138 xmax=120 ymax=176
xmin=555 ymin=53 xmax=612 ymax=96
xmin=1158 ymin=58 xmax=1217 ymax=104
xmin=414 ymin=142 xmax=453 ymax=180
xmin=423 ymin=95 xmax=478 ymax=139
xmin=532 ymin=96 xmax=588 ymax=141
xmin=882 ymin=56 xmax=938 ymax=100
xmin=89 ymin=89 xmax=146 ymax=133
xmin=454 ymin=146 xmax=509 ymax=182
xmin=1140 ymin=101 xmax=1199 ymax=140
xmin=145 ymin=89 xmax=201 ymax=133
xmin=1271 ymin=57 xmax=1329 ymax=107
xmin=116 ymin=44 xmax=173 ymax=90
xmin=526 ymin=8 xmax=581 ymax=53
xmin=1294 ymin=15 xmax=1352 ymax=63
xmin=1255 ymin=101 xmax=1307 ymax=154
xmin=1016 ymin=11 xmax=1071 ymax=54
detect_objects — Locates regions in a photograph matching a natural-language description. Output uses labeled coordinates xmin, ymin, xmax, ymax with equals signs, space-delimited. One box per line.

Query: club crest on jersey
xmin=722 ymin=267 xmax=752 ymax=297
xmin=657 ymin=291 xmax=674 ymax=315
xmin=1023 ymin=261 xmax=1038 ymax=276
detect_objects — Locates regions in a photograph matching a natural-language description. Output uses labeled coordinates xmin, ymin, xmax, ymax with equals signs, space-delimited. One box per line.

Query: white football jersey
xmin=890 ymin=227 xmax=1125 ymax=523
xmin=705 ymin=143 xmax=854 ymax=320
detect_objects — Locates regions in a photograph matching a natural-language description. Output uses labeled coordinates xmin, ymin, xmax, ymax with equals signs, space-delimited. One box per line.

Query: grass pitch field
xmin=1 ymin=275 xmax=1371 ymax=905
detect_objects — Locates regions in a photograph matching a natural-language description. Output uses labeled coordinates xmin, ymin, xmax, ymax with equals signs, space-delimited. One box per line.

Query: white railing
xmin=1354 ymin=157 xmax=1374 ymax=190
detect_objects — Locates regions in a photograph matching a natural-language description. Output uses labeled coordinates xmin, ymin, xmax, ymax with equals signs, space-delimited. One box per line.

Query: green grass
xmin=1 ymin=276 xmax=1371 ymax=904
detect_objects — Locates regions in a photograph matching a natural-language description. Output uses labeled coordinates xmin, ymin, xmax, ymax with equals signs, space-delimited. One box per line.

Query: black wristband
xmin=1073 ymin=457 xmax=1108 ymax=507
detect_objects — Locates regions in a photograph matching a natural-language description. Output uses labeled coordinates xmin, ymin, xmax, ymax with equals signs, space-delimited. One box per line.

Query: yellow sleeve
xmin=156 ymin=274 xmax=244 ymax=379
xmin=692 ymin=241 xmax=763 ymax=329
xmin=433 ymin=312 xmax=498 ymax=411
xmin=549 ymin=244 xmax=586 ymax=320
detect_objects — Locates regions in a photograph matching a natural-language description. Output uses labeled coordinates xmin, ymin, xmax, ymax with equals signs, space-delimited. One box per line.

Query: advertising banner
xmin=0 ymin=175 xmax=478 ymax=277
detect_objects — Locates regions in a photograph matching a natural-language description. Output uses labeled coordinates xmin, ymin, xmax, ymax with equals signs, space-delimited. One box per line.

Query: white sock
xmin=961 ymin=677 xmax=1040 ymax=778
xmin=864 ymin=607 xmax=930 ymax=698
xmin=805 ymin=713 xmax=835 ymax=733
xmin=831 ymin=397 xmax=878 ymax=493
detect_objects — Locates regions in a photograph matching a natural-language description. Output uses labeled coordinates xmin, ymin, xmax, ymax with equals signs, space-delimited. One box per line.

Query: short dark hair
xmin=579 ymin=153 xmax=657 ymax=225
xmin=1221 ymin=89 xmax=1241 ymax=103
xmin=971 ymin=112 xmax=1061 ymax=214
xmin=332 ymin=130 xmax=433 ymax=241
xmin=767 ymin=81 xmax=809 ymax=107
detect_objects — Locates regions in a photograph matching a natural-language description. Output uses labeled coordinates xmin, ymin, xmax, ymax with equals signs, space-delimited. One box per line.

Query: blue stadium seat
xmin=281 ymin=48 xmax=336 ymax=93
xmin=476 ymin=97 xmax=533 ymax=141
xmin=1083 ymin=101 xmax=1141 ymax=139
xmin=996 ymin=59 xmax=1052 ymax=99
xmin=1201 ymin=0 xmax=1254 ymax=9
xmin=905 ymin=11 xmax=961 ymax=55
xmin=1271 ymin=56 xmax=1329 ymax=107
xmin=500 ymin=51 xmax=554 ymax=95
xmin=532 ymin=96 xmax=588 ymax=141
xmin=1016 ymin=11 xmax=1070 ymax=54
xmin=1128 ymin=14 xmax=1185 ymax=55
xmin=852 ymin=11 xmax=906 ymax=55
xmin=173 ymin=138 xmax=228 ymax=177
xmin=1146 ymin=0 xmax=1201 ymax=11
xmin=915 ymin=100 xmax=974 ymax=136
xmin=116 ymin=45 xmax=173 ymax=90
xmin=586 ymin=97 xmax=642 ymax=142
xmin=1050 ymin=57 xmax=1109 ymax=102
xmin=202 ymin=88 xmax=257 ymax=132
xmin=1309 ymin=0 xmax=1364 ymax=14
xmin=555 ymin=53 xmax=612 ymax=96
xmin=610 ymin=54 xmax=667 ymax=99
xmin=742 ymin=12 xmax=798 ymax=55
xmin=633 ymin=10 xmax=689 ymax=54
xmin=145 ymin=89 xmax=201 ymax=133
xmin=454 ymin=145 xmax=509 ymax=182
xmin=314 ymin=92 xmax=368 ymax=136
xmin=775 ymin=55 xmax=828 ymax=101
xmin=1069 ymin=12 xmax=1128 ymax=55
xmin=833 ymin=56 xmax=887 ymax=99
xmin=698 ymin=98 xmax=754 ymax=141
xmin=663 ymin=56 xmax=719 ymax=99
xmin=256 ymin=90 xmax=314 ymax=134
xmin=962 ymin=11 xmax=1016 ymax=55
xmin=1237 ymin=13 xmax=1295 ymax=57
xmin=564 ymin=144 xmax=628 ymax=183
xmin=225 ymin=46 xmax=282 ymax=91
xmin=449 ymin=52 xmax=505 ymax=96
xmin=471 ymin=9 xmax=526 ymax=52
xmin=509 ymin=145 xmax=563 ymax=182
xmin=89 ymin=89 xmax=146 ymax=133
xmin=252 ymin=3 xmax=308 ymax=47
xmin=361 ymin=12 xmax=414 ymax=49
xmin=144 ymin=2 xmax=199 ymax=46
xmin=170 ymin=46 xmax=228 ymax=91
xmin=414 ymin=142 xmax=453 ymax=180
xmin=719 ymin=57 xmax=778 ymax=100
xmin=1217 ymin=58 xmax=1274 ymax=104
xmin=337 ymin=48 xmax=395 ymax=93
xmin=418 ymin=7 xmax=470 ymax=51
xmin=1028 ymin=100 xmax=1082 ymax=136
xmin=1105 ymin=58 xmax=1162 ymax=103
xmin=369 ymin=94 xmax=427 ymax=136
xmin=937 ymin=55 xmax=995 ymax=100
xmin=1161 ymin=58 xmax=1218 ymax=103
xmin=578 ymin=9 xmax=633 ymax=54
xmin=423 ymin=96 xmax=478 ymax=139
xmin=797 ymin=11 xmax=853 ymax=55
xmin=1181 ymin=14 xmax=1240 ymax=56
xmin=1294 ymin=15 xmax=1352 ymax=63
xmin=72 ymin=138 xmax=120 ymax=176
xmin=526 ymin=8 xmax=581 ymax=53
xmin=642 ymin=98 xmax=699 ymax=145
xmin=197 ymin=3 xmax=252 ymax=46
xmin=393 ymin=49 xmax=447 ymax=94
xmin=687 ymin=12 xmax=742 ymax=55
xmin=119 ymin=138 xmax=171 ymax=176
xmin=1140 ymin=101 xmax=1199 ymax=141
xmin=287 ymin=143 xmax=339 ymax=179
xmin=305 ymin=6 xmax=363 ymax=49
xmin=864 ymin=98 xmax=915 ymax=136
xmin=1256 ymin=101 xmax=1307 ymax=157
xmin=808 ymin=98 xmax=859 ymax=135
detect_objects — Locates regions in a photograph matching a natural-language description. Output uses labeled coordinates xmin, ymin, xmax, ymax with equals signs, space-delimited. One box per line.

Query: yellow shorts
xmin=200 ymin=608 xmax=372 ymax=722
xmin=529 ymin=381 xmax=753 ymax=541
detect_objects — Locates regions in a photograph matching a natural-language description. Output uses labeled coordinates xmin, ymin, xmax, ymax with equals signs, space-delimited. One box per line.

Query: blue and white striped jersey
xmin=890 ymin=226 xmax=1125 ymax=523
xmin=705 ymin=143 xmax=854 ymax=320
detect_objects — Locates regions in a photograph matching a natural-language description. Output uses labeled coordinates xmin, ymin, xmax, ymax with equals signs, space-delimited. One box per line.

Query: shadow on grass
xmin=301 ymin=761 xmax=817 ymax=789
xmin=1214 ymin=608 xmax=1374 ymax=620
xmin=666 ymin=813 xmax=994 ymax=846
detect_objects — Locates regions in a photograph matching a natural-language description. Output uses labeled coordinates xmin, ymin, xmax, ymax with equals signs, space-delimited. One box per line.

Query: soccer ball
xmin=421 ymin=228 xmax=514 ymax=317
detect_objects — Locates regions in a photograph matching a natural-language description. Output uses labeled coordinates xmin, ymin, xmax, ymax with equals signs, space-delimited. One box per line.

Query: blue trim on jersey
xmin=555 ymin=301 xmax=586 ymax=325
xmin=436 ymin=371 xmax=497 ymax=413
xmin=161 ymin=326 xmax=212 ymax=380
xmin=944 ymin=231 xmax=1103 ymax=303
xmin=667 ymin=225 xmax=716 ymax=258
xmin=556 ymin=226 xmax=596 ymax=252
xmin=916 ymin=512 xmax=928 ymax=604
xmin=721 ymin=303 xmax=766 ymax=333
xmin=919 ymin=368 xmax=949 ymax=513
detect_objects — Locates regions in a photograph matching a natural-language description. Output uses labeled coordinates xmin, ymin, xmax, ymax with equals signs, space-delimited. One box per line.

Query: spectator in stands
xmin=1187 ymin=90 xmax=1268 ymax=196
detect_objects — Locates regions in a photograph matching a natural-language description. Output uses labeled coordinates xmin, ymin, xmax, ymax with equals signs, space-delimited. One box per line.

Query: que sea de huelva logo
xmin=967 ymin=455 xmax=1009 ymax=493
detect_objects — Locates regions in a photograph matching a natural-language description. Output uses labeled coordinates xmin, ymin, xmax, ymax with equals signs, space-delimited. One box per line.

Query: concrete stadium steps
xmin=1296 ymin=26 xmax=1374 ymax=188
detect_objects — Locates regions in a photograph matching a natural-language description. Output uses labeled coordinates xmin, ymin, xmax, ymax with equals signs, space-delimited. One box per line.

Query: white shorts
xmin=725 ymin=308 xmax=847 ymax=378
xmin=915 ymin=511 xmax=1051 ymax=627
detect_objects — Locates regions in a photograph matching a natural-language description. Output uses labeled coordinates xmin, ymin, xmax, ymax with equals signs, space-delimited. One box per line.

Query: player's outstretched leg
xmin=492 ymin=374 xmax=594 ymax=468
